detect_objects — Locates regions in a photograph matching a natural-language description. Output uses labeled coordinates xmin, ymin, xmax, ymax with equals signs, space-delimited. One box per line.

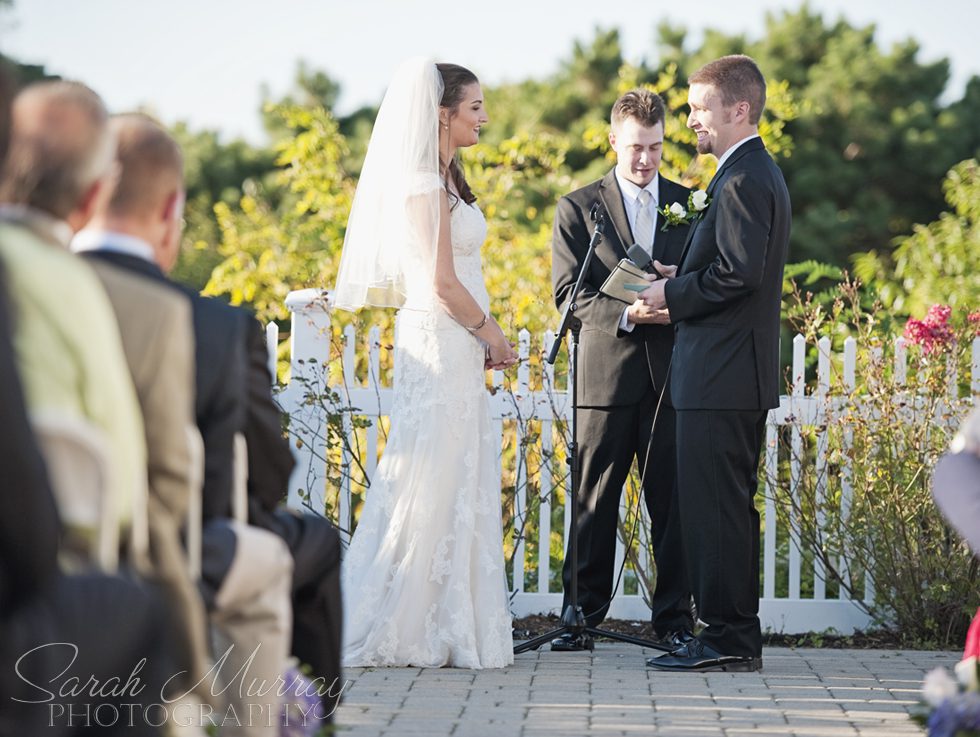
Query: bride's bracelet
xmin=465 ymin=313 xmax=488 ymax=333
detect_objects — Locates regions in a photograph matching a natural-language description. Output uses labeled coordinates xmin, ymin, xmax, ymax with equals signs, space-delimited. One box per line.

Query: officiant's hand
xmin=627 ymin=300 xmax=672 ymax=325
xmin=650 ymin=260 xmax=677 ymax=279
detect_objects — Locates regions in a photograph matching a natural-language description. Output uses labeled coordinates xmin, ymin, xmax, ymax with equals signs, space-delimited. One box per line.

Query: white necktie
xmin=634 ymin=189 xmax=654 ymax=254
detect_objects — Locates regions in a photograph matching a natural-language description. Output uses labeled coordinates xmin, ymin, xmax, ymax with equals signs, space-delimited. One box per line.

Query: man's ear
xmin=608 ymin=130 xmax=617 ymax=149
xmin=735 ymin=100 xmax=751 ymax=124
xmin=67 ymin=177 xmax=105 ymax=232
xmin=161 ymin=190 xmax=180 ymax=224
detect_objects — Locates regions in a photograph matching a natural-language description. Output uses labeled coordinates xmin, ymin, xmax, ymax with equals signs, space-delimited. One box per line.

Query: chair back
xmin=232 ymin=432 xmax=249 ymax=524
xmin=184 ymin=425 xmax=205 ymax=580
xmin=31 ymin=411 xmax=117 ymax=571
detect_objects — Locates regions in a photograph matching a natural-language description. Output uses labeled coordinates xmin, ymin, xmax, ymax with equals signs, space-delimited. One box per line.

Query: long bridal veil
xmin=333 ymin=57 xmax=444 ymax=311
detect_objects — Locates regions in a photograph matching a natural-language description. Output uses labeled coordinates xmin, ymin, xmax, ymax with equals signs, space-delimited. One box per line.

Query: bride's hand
xmin=485 ymin=320 xmax=518 ymax=370
xmin=486 ymin=339 xmax=518 ymax=370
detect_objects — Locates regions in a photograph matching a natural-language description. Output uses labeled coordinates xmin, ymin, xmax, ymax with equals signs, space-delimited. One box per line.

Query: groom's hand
xmin=639 ymin=278 xmax=668 ymax=310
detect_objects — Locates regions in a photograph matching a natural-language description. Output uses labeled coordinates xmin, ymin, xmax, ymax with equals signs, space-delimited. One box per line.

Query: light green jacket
xmin=0 ymin=212 xmax=146 ymax=527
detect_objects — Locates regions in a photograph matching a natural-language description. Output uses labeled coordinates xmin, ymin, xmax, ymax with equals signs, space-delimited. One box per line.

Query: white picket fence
xmin=271 ymin=289 xmax=980 ymax=634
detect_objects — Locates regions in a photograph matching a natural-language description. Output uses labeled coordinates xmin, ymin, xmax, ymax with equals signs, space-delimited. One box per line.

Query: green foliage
xmin=281 ymin=350 xmax=374 ymax=525
xmin=202 ymin=103 xmax=354 ymax=322
xmin=754 ymin=7 xmax=970 ymax=266
xmin=169 ymin=123 xmax=276 ymax=290
xmin=853 ymin=159 xmax=980 ymax=318
xmin=464 ymin=131 xmax=570 ymax=334
xmin=653 ymin=6 xmax=978 ymax=267
xmin=772 ymin=281 xmax=978 ymax=647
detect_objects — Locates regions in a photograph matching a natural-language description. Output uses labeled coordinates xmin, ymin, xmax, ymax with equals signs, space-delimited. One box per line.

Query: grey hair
xmin=0 ymin=80 xmax=113 ymax=218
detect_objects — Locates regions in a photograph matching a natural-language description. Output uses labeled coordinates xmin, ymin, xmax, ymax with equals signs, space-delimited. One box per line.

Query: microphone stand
xmin=514 ymin=205 xmax=671 ymax=654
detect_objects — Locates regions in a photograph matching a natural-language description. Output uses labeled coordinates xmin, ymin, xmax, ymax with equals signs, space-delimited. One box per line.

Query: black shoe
xmin=654 ymin=628 xmax=696 ymax=649
xmin=550 ymin=632 xmax=594 ymax=652
xmin=645 ymin=639 xmax=762 ymax=672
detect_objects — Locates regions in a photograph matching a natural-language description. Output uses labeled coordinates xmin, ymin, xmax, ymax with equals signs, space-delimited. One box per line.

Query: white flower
xmin=669 ymin=202 xmax=687 ymax=217
xmin=923 ymin=667 xmax=960 ymax=706
xmin=955 ymin=656 xmax=980 ymax=690
xmin=690 ymin=190 xmax=709 ymax=211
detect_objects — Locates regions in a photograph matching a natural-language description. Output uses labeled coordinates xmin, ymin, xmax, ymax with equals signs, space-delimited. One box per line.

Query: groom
xmin=641 ymin=55 xmax=791 ymax=672
xmin=550 ymin=89 xmax=694 ymax=651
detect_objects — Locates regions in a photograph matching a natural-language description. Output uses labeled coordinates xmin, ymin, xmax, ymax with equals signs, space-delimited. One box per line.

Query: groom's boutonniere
xmin=658 ymin=190 xmax=711 ymax=231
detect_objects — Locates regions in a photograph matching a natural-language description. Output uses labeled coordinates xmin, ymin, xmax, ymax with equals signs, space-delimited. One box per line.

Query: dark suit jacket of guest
xmin=0 ymin=263 xmax=59 ymax=615
xmin=552 ymin=169 xmax=692 ymax=408
xmin=664 ymin=137 xmax=791 ymax=411
xmin=82 ymin=250 xmax=247 ymax=520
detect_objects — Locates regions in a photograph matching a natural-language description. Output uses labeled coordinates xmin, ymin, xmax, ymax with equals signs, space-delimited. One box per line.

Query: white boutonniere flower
xmin=689 ymin=189 xmax=710 ymax=213
xmin=659 ymin=190 xmax=711 ymax=231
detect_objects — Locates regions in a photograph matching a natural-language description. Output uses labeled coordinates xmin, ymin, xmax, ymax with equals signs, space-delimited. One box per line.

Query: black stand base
xmin=513 ymin=604 xmax=673 ymax=654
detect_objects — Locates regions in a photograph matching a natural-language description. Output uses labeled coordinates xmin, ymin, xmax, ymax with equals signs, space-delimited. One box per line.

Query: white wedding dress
xmin=341 ymin=199 xmax=514 ymax=668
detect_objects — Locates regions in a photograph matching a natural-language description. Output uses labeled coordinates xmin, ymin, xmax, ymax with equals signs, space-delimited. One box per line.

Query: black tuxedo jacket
xmin=664 ymin=137 xmax=791 ymax=411
xmin=552 ymin=169 xmax=691 ymax=407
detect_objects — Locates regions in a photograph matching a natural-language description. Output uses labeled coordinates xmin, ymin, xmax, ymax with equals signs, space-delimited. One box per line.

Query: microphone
xmin=626 ymin=243 xmax=665 ymax=279
xmin=589 ymin=202 xmax=606 ymax=234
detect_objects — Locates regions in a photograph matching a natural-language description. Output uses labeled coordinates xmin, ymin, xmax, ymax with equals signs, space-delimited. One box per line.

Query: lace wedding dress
xmin=341 ymin=200 xmax=514 ymax=668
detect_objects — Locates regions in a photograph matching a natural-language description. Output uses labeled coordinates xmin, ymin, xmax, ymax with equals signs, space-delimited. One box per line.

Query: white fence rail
xmin=272 ymin=289 xmax=980 ymax=634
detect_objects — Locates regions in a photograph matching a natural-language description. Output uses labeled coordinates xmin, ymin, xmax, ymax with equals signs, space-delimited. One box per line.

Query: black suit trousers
xmin=561 ymin=387 xmax=691 ymax=632
xmin=675 ymin=409 xmax=766 ymax=657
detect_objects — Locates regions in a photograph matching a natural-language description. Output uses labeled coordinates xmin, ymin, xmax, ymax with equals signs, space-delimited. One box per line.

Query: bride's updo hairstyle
xmin=436 ymin=62 xmax=478 ymax=208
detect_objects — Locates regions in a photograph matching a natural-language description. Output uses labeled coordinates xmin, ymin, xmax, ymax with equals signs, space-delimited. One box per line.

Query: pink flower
xmin=925 ymin=304 xmax=953 ymax=326
xmin=955 ymin=608 xmax=980 ymax=691
xmin=968 ymin=311 xmax=980 ymax=336
xmin=965 ymin=607 xmax=980 ymax=662
xmin=904 ymin=304 xmax=956 ymax=354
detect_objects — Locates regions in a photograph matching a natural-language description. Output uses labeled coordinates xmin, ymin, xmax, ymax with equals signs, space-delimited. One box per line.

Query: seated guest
xmin=77 ymin=112 xmax=343 ymax=722
xmin=75 ymin=113 xmax=294 ymax=736
xmin=0 ymin=79 xmax=145 ymax=533
xmin=242 ymin=316 xmax=344 ymax=719
xmin=71 ymin=131 xmax=213 ymax=704
xmin=0 ymin=66 xmax=170 ymax=736
xmin=0 ymin=78 xmax=216 ymax=717
xmin=0 ymin=262 xmax=174 ymax=735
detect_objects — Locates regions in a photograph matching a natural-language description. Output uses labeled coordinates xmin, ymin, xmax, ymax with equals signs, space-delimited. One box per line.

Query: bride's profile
xmin=335 ymin=57 xmax=518 ymax=668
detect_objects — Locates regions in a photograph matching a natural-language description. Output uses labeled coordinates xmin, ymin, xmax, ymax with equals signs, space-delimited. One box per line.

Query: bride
xmin=334 ymin=58 xmax=518 ymax=668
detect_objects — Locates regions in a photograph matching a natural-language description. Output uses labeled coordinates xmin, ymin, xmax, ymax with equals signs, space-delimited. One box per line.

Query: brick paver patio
xmin=336 ymin=644 xmax=954 ymax=736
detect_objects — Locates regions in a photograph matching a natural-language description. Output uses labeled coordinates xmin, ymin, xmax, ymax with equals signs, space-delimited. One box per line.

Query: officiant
xmin=549 ymin=88 xmax=694 ymax=651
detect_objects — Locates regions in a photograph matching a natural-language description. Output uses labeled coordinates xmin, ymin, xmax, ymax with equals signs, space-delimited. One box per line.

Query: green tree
xmin=169 ymin=124 xmax=275 ymax=290
xmin=203 ymin=103 xmax=354 ymax=323
xmin=853 ymin=158 xmax=980 ymax=317
xmin=652 ymin=6 xmax=978 ymax=268
xmin=759 ymin=7 xmax=971 ymax=266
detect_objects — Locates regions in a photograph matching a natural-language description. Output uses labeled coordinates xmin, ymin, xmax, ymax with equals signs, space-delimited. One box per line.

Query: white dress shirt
xmin=614 ymin=172 xmax=659 ymax=333
xmin=715 ymin=134 xmax=761 ymax=172
xmin=71 ymin=229 xmax=156 ymax=263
